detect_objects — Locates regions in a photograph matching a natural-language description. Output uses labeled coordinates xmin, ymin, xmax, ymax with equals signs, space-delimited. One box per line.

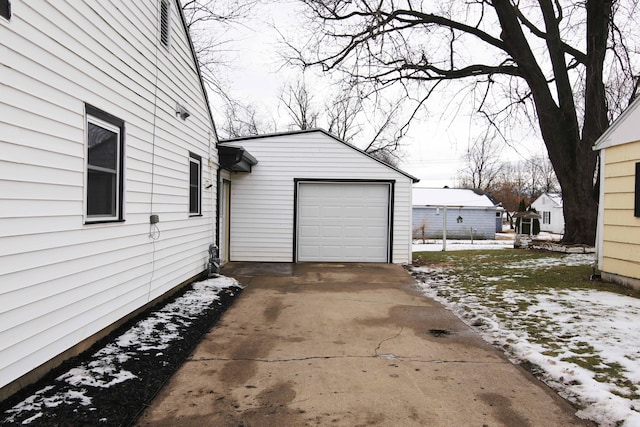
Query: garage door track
xmin=137 ymin=262 xmax=588 ymax=426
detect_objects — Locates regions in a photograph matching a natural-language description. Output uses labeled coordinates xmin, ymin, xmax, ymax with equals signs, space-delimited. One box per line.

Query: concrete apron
xmin=138 ymin=263 xmax=588 ymax=427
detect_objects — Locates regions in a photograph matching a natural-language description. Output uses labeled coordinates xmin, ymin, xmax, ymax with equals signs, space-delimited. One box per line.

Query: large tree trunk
xmin=554 ymin=148 xmax=599 ymax=245
xmin=494 ymin=0 xmax=609 ymax=245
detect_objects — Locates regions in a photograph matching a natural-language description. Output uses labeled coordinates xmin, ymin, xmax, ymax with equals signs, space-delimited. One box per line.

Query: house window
xmin=635 ymin=162 xmax=640 ymax=217
xmin=543 ymin=211 xmax=551 ymax=224
xmin=189 ymin=153 xmax=201 ymax=215
xmin=85 ymin=105 xmax=125 ymax=222
xmin=0 ymin=0 xmax=11 ymax=20
xmin=160 ymin=0 xmax=170 ymax=47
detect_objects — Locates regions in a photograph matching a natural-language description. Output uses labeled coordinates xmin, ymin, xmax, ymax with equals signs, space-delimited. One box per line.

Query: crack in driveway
xmin=187 ymin=355 xmax=506 ymax=364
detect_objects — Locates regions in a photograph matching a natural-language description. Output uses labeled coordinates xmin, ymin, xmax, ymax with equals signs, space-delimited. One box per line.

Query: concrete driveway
xmin=137 ymin=263 xmax=588 ymax=426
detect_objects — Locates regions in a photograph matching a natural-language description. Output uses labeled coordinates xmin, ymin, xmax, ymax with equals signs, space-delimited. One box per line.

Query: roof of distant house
xmin=413 ymin=188 xmax=498 ymax=208
xmin=534 ymin=192 xmax=563 ymax=207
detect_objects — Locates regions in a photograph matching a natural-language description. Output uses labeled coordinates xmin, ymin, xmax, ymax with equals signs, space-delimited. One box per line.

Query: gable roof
xmin=593 ymin=95 xmax=640 ymax=151
xmin=532 ymin=192 xmax=563 ymax=207
xmin=220 ymin=128 xmax=419 ymax=182
xmin=413 ymin=188 xmax=498 ymax=208
xmin=548 ymin=193 xmax=563 ymax=207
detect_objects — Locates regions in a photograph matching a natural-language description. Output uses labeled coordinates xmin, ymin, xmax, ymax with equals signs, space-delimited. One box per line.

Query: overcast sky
xmin=205 ymin=1 xmax=547 ymax=187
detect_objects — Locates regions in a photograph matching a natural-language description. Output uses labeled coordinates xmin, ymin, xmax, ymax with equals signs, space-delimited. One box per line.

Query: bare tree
xmin=279 ymin=78 xmax=406 ymax=165
xmin=182 ymin=0 xmax=258 ymax=98
xmin=457 ymin=132 xmax=503 ymax=191
xmin=534 ymin=156 xmax=560 ymax=194
xmin=279 ymin=79 xmax=320 ymax=130
xmin=219 ymin=100 xmax=276 ymax=139
xmin=325 ymin=86 xmax=363 ymax=143
xmin=290 ymin=1 xmax=640 ymax=244
xmin=488 ymin=155 xmax=559 ymax=214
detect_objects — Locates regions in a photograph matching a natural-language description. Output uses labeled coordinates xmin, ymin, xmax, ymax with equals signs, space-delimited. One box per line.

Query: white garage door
xmin=297 ymin=182 xmax=390 ymax=262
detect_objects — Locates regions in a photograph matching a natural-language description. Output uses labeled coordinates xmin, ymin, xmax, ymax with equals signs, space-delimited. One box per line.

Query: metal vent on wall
xmin=0 ymin=0 xmax=11 ymax=20
xmin=160 ymin=0 xmax=170 ymax=46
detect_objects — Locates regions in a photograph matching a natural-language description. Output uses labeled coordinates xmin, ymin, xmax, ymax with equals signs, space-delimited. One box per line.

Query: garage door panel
xmin=299 ymin=225 xmax=320 ymax=238
xmin=297 ymin=182 xmax=390 ymax=262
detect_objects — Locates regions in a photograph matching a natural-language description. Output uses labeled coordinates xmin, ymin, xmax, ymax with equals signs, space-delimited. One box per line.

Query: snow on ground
xmin=2 ymin=276 xmax=239 ymax=425
xmin=413 ymin=239 xmax=513 ymax=251
xmin=412 ymin=231 xmax=564 ymax=252
xmin=411 ymin=254 xmax=640 ymax=427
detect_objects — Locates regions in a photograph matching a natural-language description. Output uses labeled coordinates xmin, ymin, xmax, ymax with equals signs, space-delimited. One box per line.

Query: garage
xmin=218 ymin=129 xmax=418 ymax=264
xmin=296 ymin=181 xmax=391 ymax=262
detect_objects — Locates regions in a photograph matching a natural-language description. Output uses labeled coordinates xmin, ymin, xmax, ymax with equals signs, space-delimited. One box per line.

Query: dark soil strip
xmin=0 ymin=282 xmax=243 ymax=427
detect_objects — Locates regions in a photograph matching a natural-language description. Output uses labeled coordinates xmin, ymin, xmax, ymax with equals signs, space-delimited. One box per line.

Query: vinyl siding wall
xmin=225 ymin=132 xmax=413 ymax=264
xmin=413 ymin=207 xmax=497 ymax=240
xmin=601 ymin=141 xmax=640 ymax=280
xmin=0 ymin=1 xmax=217 ymax=392
xmin=531 ymin=195 xmax=565 ymax=234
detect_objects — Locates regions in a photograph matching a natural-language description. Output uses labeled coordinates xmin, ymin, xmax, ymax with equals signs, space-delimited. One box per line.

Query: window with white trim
xmin=543 ymin=211 xmax=551 ymax=224
xmin=189 ymin=153 xmax=201 ymax=215
xmin=86 ymin=105 xmax=124 ymax=222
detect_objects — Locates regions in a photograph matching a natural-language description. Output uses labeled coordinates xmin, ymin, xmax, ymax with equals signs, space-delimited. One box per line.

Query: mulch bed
xmin=0 ymin=279 xmax=243 ymax=427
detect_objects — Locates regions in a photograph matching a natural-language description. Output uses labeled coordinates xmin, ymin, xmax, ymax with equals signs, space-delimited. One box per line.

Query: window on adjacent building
xmin=160 ymin=0 xmax=170 ymax=47
xmin=635 ymin=162 xmax=640 ymax=217
xmin=543 ymin=211 xmax=551 ymax=224
xmin=0 ymin=0 xmax=11 ymax=20
xmin=86 ymin=105 xmax=124 ymax=222
xmin=189 ymin=153 xmax=201 ymax=215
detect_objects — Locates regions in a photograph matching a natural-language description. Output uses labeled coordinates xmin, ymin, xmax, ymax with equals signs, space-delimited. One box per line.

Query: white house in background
xmin=219 ymin=130 xmax=419 ymax=264
xmin=412 ymin=188 xmax=503 ymax=240
xmin=0 ymin=1 xmax=219 ymax=399
xmin=593 ymin=96 xmax=640 ymax=290
xmin=531 ymin=193 xmax=565 ymax=234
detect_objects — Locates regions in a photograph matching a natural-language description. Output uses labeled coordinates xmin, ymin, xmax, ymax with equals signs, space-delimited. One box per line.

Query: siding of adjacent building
xmin=223 ymin=131 xmax=414 ymax=264
xmin=413 ymin=207 xmax=497 ymax=240
xmin=530 ymin=193 xmax=564 ymax=234
xmin=601 ymin=140 xmax=640 ymax=280
xmin=0 ymin=1 xmax=217 ymax=393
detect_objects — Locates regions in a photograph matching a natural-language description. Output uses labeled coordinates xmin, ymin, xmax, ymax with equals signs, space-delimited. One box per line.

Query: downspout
xmin=595 ymin=149 xmax=605 ymax=276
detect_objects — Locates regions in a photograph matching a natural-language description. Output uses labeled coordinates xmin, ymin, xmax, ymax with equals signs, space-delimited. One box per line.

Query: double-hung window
xmin=85 ymin=105 xmax=124 ymax=222
xmin=543 ymin=211 xmax=551 ymax=224
xmin=189 ymin=153 xmax=201 ymax=216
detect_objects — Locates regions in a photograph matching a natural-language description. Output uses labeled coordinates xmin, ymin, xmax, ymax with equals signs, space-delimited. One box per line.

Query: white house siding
xmin=413 ymin=207 xmax=497 ymax=240
xmin=0 ymin=1 xmax=217 ymax=394
xmin=223 ymin=131 xmax=414 ymax=264
xmin=531 ymin=193 xmax=564 ymax=234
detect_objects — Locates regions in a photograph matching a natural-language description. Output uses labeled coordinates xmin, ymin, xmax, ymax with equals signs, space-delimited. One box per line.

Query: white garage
xmin=218 ymin=129 xmax=418 ymax=264
xmin=296 ymin=181 xmax=391 ymax=262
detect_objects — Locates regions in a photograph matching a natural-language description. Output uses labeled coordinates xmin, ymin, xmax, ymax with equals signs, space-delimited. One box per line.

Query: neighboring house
xmin=412 ymin=188 xmax=503 ymax=240
xmin=531 ymin=193 xmax=564 ymax=234
xmin=219 ymin=130 xmax=419 ymax=264
xmin=594 ymin=96 xmax=640 ymax=291
xmin=0 ymin=1 xmax=218 ymax=399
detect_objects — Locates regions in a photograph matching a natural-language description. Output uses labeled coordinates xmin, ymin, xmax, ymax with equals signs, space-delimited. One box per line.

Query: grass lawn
xmin=410 ymin=249 xmax=640 ymax=426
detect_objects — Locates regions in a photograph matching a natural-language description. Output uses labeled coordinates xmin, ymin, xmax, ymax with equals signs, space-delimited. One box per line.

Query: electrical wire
xmin=147 ymin=2 xmax=162 ymax=303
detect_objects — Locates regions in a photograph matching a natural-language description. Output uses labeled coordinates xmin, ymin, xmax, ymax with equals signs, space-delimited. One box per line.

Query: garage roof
xmin=220 ymin=128 xmax=419 ymax=183
xmin=413 ymin=188 xmax=498 ymax=208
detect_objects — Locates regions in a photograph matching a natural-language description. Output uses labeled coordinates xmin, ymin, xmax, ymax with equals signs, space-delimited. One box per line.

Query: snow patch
xmin=411 ymin=255 xmax=640 ymax=427
xmin=2 ymin=275 xmax=239 ymax=425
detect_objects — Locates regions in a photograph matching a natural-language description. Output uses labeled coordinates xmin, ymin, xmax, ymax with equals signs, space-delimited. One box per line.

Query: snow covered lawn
xmin=409 ymin=249 xmax=640 ymax=427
